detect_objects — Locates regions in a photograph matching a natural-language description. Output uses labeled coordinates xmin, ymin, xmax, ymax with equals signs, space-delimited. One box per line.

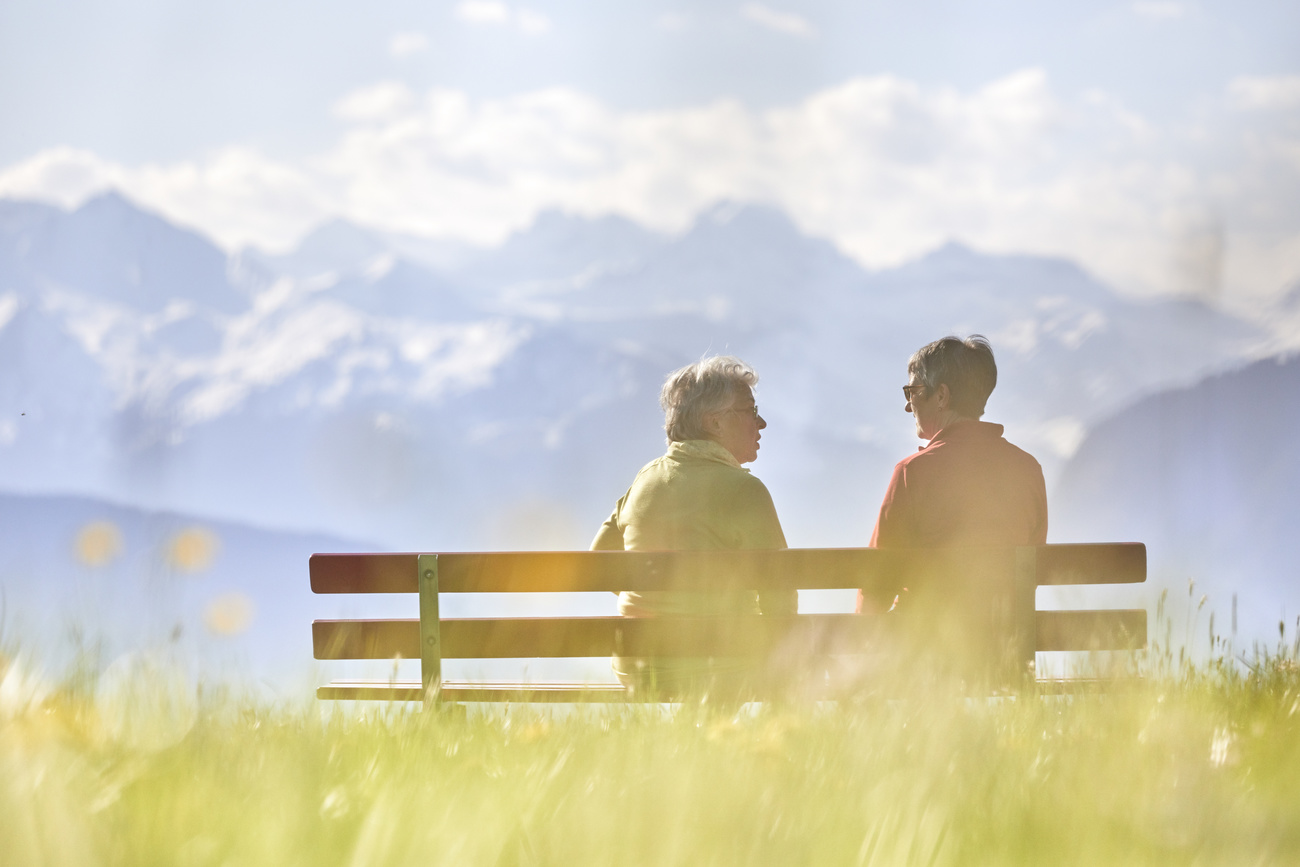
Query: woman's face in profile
xmin=711 ymin=387 xmax=766 ymax=464
xmin=905 ymin=375 xmax=945 ymax=440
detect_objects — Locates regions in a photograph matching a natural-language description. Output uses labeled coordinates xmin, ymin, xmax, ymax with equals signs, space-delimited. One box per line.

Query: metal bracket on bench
xmin=418 ymin=554 xmax=442 ymax=707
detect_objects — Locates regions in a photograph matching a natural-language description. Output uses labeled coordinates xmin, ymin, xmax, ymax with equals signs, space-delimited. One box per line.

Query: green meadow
xmin=4 ymin=613 xmax=1300 ymax=866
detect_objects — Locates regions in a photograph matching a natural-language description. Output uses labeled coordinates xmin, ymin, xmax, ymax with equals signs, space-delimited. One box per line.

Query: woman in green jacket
xmin=591 ymin=355 xmax=793 ymax=696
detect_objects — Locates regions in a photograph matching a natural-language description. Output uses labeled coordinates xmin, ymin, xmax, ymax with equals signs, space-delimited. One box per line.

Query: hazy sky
xmin=2 ymin=0 xmax=1298 ymax=304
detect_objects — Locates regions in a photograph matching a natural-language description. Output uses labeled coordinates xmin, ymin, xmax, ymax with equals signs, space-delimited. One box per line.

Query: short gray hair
xmin=908 ymin=335 xmax=997 ymax=418
xmin=661 ymin=355 xmax=758 ymax=443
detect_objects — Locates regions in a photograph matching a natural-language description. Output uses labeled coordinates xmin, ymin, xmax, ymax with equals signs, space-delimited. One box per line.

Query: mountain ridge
xmin=1054 ymin=353 xmax=1300 ymax=642
xmin=0 ymin=190 xmax=1273 ymax=560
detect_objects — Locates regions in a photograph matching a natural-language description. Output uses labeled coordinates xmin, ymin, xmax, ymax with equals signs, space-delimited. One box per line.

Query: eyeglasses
xmin=902 ymin=385 xmax=928 ymax=402
xmin=723 ymin=404 xmax=760 ymax=419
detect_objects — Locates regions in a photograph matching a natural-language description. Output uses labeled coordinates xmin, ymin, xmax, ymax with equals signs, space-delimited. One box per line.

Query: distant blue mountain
xmin=0 ymin=491 xmax=385 ymax=697
xmin=1054 ymin=354 xmax=1300 ymax=646
xmin=12 ymin=192 xmax=244 ymax=313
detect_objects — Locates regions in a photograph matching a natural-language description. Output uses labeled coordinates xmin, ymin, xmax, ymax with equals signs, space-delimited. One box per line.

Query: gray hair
xmin=661 ymin=355 xmax=759 ymax=443
xmin=908 ymin=335 xmax=997 ymax=418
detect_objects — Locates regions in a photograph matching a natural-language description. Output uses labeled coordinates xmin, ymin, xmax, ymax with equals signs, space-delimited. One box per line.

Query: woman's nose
xmin=757 ymin=414 xmax=767 ymax=430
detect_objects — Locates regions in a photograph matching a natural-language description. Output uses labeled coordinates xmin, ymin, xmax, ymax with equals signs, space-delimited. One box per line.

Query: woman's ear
xmin=703 ymin=410 xmax=722 ymax=437
xmin=935 ymin=383 xmax=951 ymax=410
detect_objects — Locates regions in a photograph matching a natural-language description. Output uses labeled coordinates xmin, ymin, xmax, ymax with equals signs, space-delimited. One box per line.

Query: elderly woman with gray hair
xmin=591 ymin=355 xmax=794 ymax=695
xmin=871 ymin=334 xmax=1047 ymax=551
xmin=861 ymin=335 xmax=1048 ymax=614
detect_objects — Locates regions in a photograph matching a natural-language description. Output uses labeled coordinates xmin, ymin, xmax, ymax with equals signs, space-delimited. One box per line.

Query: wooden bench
xmin=310 ymin=544 xmax=1147 ymax=703
xmin=310 ymin=544 xmax=1147 ymax=702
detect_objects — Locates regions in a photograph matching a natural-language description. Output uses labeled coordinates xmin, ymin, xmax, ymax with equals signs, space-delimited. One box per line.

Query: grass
xmin=3 ymin=627 xmax=1300 ymax=866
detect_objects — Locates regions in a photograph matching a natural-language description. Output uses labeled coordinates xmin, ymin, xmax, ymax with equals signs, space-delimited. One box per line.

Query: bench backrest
xmin=311 ymin=544 xmax=1147 ymax=701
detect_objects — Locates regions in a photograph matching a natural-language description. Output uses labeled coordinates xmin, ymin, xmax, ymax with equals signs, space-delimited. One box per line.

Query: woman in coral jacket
xmin=861 ymin=335 xmax=1047 ymax=614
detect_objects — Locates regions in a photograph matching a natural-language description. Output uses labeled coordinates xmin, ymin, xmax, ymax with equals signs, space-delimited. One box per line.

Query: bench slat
xmin=317 ymin=676 xmax=1149 ymax=701
xmin=1034 ymin=544 xmax=1146 ymax=586
xmin=311 ymin=553 xmax=418 ymax=594
xmin=1035 ymin=677 xmax=1147 ymax=694
xmin=310 ymin=544 xmax=1146 ymax=594
xmin=313 ymin=614 xmax=881 ymax=659
xmin=313 ymin=609 xmax=1147 ymax=660
xmin=311 ymin=550 xmax=913 ymax=594
xmin=316 ymin=680 xmax=635 ymax=702
xmin=1036 ymin=609 xmax=1147 ymax=651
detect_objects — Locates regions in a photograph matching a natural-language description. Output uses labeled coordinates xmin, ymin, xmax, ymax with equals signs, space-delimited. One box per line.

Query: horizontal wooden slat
xmin=316 ymin=680 xmax=635 ymax=702
xmin=1034 ymin=544 xmax=1146 ymax=586
xmin=1035 ymin=609 xmax=1147 ymax=651
xmin=318 ymin=681 xmax=424 ymax=701
xmin=314 ymin=608 xmax=1147 ymax=660
xmin=314 ymin=618 xmax=416 ymax=659
xmin=311 ymin=549 xmax=914 ymax=594
xmin=1034 ymin=677 xmax=1147 ymax=695
xmin=311 ymin=553 xmax=419 ymax=593
xmin=314 ymin=614 xmax=883 ymax=660
xmin=318 ymin=676 xmax=1148 ymax=701
xmin=310 ymin=545 xmax=1146 ymax=595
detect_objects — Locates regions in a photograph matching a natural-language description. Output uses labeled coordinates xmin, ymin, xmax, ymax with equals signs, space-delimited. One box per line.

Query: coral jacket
xmin=870 ymin=419 xmax=1048 ymax=550
xmin=859 ymin=420 xmax=1048 ymax=614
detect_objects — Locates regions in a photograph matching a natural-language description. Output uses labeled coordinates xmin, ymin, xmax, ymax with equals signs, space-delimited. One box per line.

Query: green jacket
xmin=591 ymin=439 xmax=792 ymax=618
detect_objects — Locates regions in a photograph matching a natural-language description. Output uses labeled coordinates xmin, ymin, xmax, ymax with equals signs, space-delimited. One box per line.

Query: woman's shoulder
xmin=712 ymin=465 xmax=775 ymax=502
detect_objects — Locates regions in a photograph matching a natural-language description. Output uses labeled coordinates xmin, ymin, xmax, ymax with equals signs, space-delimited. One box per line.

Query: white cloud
xmin=742 ymin=4 xmax=816 ymax=37
xmin=1229 ymin=75 xmax=1300 ymax=111
xmin=388 ymin=31 xmax=429 ymax=58
xmin=0 ymin=146 xmax=330 ymax=251
xmin=4 ymin=71 xmax=1299 ymax=305
xmin=656 ymin=12 xmax=690 ymax=31
xmin=456 ymin=1 xmax=510 ymax=24
xmin=455 ymin=1 xmax=549 ymax=34
xmin=1132 ymin=1 xmax=1186 ymax=20
xmin=515 ymin=9 xmax=552 ymax=35
xmin=0 ymin=146 xmax=123 ymax=209
xmin=331 ymin=81 xmax=417 ymax=123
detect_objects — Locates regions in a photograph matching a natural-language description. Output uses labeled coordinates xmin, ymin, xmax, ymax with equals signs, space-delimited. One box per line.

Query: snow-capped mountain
xmin=0 ymin=191 xmax=1272 ymax=559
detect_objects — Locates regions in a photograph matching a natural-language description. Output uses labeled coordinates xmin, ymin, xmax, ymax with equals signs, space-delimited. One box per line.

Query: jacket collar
xmin=669 ymin=439 xmax=744 ymax=469
xmin=921 ymin=419 xmax=1006 ymax=450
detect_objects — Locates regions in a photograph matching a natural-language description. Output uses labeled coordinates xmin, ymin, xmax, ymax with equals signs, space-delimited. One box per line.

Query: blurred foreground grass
xmin=3 ymin=645 xmax=1300 ymax=866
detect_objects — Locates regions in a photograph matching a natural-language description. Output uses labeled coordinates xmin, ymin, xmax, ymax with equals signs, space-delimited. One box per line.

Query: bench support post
xmin=418 ymin=554 xmax=442 ymax=708
xmin=1013 ymin=546 xmax=1038 ymax=688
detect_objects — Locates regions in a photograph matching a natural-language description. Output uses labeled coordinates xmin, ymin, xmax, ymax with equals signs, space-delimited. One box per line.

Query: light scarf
xmin=667 ymin=438 xmax=745 ymax=470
